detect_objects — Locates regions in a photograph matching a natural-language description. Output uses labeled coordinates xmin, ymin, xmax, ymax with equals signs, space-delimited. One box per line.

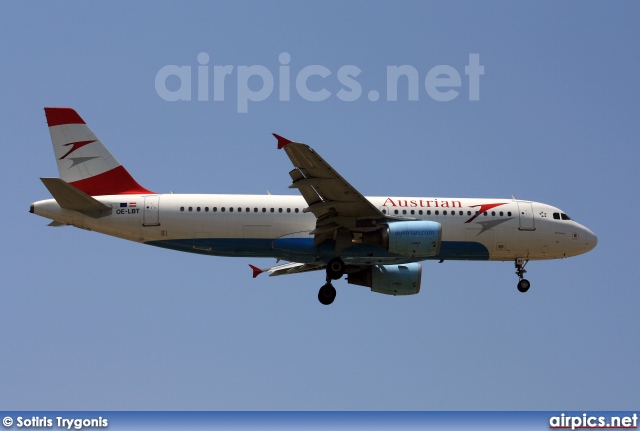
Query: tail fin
xmin=44 ymin=107 xmax=154 ymax=196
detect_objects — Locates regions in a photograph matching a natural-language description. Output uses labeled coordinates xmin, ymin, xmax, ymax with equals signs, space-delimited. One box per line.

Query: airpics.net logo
xmin=155 ymin=52 xmax=484 ymax=113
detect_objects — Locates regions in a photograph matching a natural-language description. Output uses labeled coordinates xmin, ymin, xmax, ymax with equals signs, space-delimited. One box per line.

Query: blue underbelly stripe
xmin=145 ymin=238 xmax=490 ymax=261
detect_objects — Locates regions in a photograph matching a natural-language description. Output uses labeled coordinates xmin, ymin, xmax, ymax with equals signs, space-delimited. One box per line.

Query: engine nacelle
xmin=347 ymin=263 xmax=422 ymax=296
xmin=361 ymin=220 xmax=441 ymax=258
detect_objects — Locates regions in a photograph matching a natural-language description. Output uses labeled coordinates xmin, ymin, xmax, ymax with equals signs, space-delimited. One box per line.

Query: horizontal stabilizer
xmin=40 ymin=178 xmax=111 ymax=213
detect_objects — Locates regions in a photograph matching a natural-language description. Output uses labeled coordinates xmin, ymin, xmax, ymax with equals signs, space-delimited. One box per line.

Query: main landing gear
xmin=318 ymin=257 xmax=345 ymax=305
xmin=515 ymin=258 xmax=531 ymax=293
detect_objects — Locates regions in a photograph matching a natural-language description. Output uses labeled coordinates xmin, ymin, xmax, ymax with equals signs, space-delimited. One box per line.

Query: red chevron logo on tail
xmin=59 ymin=140 xmax=96 ymax=160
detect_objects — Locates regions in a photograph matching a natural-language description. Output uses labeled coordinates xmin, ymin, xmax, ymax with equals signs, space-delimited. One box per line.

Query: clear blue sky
xmin=1 ymin=1 xmax=638 ymax=410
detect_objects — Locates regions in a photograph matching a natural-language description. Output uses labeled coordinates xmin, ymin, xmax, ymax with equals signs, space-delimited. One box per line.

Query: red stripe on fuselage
xmin=44 ymin=107 xmax=86 ymax=127
xmin=465 ymin=203 xmax=508 ymax=223
xmin=69 ymin=166 xmax=155 ymax=196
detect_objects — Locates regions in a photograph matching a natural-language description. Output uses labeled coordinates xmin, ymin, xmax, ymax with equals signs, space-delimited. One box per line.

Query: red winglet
xmin=273 ymin=133 xmax=292 ymax=149
xmin=249 ymin=264 xmax=264 ymax=278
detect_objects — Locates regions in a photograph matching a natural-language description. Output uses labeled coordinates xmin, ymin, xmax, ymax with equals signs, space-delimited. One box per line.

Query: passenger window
xmin=508 ymin=211 xmax=512 ymax=216
xmin=189 ymin=207 xmax=193 ymax=212
xmin=262 ymin=208 xmax=266 ymax=213
xmin=180 ymin=207 xmax=184 ymax=211
xmin=197 ymin=207 xmax=201 ymax=212
xmin=270 ymin=208 xmax=274 ymax=213
xmin=483 ymin=212 xmax=487 ymax=216
xmin=402 ymin=210 xmax=407 ymax=215
xmin=491 ymin=211 xmax=495 ymax=216
xmin=229 ymin=207 xmax=234 ymax=212
xmin=213 ymin=207 xmax=217 ymax=212
xmin=279 ymin=208 xmax=282 ymax=213
xmin=246 ymin=208 xmax=250 ymax=212
xmin=467 ymin=211 xmax=471 ymax=216
xmin=427 ymin=210 xmax=431 ymax=215
xmin=435 ymin=210 xmax=439 ymax=215
xmin=443 ymin=210 xmax=447 ymax=215
xmin=254 ymin=208 xmax=258 ymax=212
xmin=287 ymin=208 xmax=291 ymax=213
xmin=553 ymin=213 xmax=560 ymax=220
xmin=459 ymin=211 xmax=463 ymax=216
xmin=221 ymin=207 xmax=225 ymax=212
xmin=205 ymin=207 xmax=209 ymax=212
xmin=394 ymin=210 xmax=398 ymax=215
xmin=419 ymin=210 xmax=423 ymax=215
xmin=410 ymin=210 xmax=415 ymax=215
xmin=499 ymin=211 xmax=503 ymax=216
xmin=295 ymin=208 xmax=299 ymax=213
xmin=382 ymin=209 xmax=387 ymax=214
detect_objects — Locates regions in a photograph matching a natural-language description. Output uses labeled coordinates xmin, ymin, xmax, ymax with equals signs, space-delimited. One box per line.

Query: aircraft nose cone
xmin=584 ymin=228 xmax=598 ymax=252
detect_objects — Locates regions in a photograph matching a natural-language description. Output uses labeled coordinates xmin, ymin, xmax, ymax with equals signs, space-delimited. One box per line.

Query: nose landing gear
xmin=515 ymin=258 xmax=530 ymax=293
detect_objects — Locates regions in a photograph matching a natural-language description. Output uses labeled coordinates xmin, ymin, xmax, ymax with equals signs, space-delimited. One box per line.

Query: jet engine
xmin=360 ymin=220 xmax=441 ymax=258
xmin=347 ymin=263 xmax=422 ymax=296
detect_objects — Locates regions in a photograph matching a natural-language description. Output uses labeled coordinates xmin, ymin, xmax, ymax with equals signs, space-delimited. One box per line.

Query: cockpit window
xmin=561 ymin=213 xmax=571 ymax=220
xmin=553 ymin=213 xmax=560 ymax=220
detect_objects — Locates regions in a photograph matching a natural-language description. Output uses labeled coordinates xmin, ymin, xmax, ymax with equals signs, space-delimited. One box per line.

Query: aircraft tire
xmin=517 ymin=279 xmax=531 ymax=293
xmin=318 ymin=283 xmax=336 ymax=305
xmin=326 ymin=257 xmax=345 ymax=280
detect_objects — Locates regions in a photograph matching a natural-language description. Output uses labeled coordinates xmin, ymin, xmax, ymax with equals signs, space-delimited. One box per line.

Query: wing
xmin=274 ymin=134 xmax=401 ymax=252
xmin=249 ymin=262 xmax=326 ymax=277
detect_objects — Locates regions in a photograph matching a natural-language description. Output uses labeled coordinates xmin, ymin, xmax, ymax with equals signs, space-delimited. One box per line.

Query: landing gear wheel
xmin=318 ymin=283 xmax=336 ymax=305
xmin=515 ymin=258 xmax=530 ymax=293
xmin=326 ymin=257 xmax=345 ymax=280
xmin=517 ymin=279 xmax=531 ymax=293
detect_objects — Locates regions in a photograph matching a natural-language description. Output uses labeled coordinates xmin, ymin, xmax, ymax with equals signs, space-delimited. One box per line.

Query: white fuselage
xmin=32 ymin=194 xmax=597 ymax=265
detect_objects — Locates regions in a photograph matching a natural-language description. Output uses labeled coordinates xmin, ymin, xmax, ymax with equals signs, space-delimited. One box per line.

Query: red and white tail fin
xmin=44 ymin=107 xmax=154 ymax=196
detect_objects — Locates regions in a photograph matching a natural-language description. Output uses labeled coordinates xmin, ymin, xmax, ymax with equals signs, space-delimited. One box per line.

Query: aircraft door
xmin=143 ymin=195 xmax=160 ymax=226
xmin=517 ymin=202 xmax=535 ymax=231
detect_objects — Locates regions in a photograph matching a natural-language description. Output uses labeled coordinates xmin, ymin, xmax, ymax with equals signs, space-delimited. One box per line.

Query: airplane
xmin=30 ymin=107 xmax=598 ymax=305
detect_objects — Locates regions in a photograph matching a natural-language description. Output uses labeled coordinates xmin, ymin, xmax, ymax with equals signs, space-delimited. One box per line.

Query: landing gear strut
xmin=318 ymin=257 xmax=345 ymax=305
xmin=515 ymin=258 xmax=530 ymax=293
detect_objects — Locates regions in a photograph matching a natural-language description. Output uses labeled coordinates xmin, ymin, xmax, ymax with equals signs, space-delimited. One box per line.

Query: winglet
xmin=249 ymin=264 xmax=264 ymax=278
xmin=273 ymin=133 xmax=292 ymax=149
